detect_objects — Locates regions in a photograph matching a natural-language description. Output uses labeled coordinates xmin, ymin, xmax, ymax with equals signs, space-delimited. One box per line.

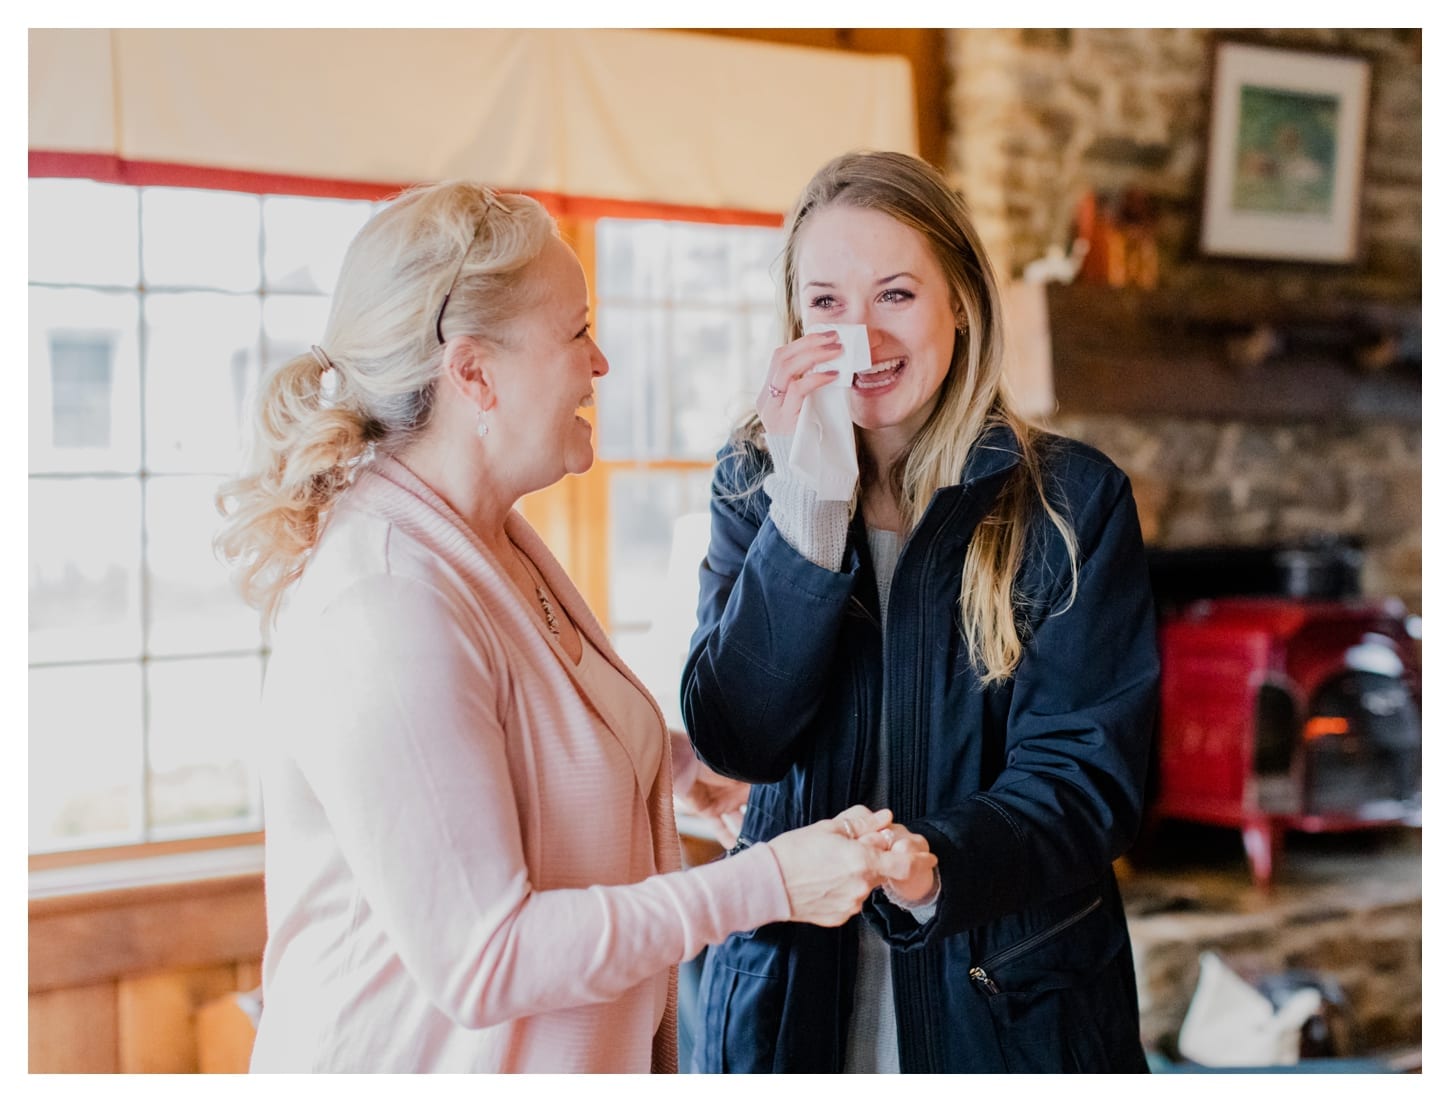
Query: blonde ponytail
xmin=215 ymin=181 xmax=555 ymax=626
xmin=215 ymin=350 xmax=377 ymax=627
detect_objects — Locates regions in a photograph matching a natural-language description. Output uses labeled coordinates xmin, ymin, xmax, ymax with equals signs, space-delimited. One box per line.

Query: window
xmin=28 ymin=175 xmax=782 ymax=857
xmin=592 ymin=218 xmax=784 ymax=728
xmin=28 ymin=177 xmax=377 ymax=856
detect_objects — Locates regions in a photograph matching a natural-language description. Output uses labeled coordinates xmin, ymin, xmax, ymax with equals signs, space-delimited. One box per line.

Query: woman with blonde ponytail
xmin=682 ymin=151 xmax=1161 ymax=1073
xmin=218 ymin=181 xmax=934 ymax=1073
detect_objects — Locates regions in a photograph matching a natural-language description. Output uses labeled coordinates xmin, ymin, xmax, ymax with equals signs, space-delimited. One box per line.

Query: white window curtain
xmin=29 ymin=28 xmax=917 ymax=214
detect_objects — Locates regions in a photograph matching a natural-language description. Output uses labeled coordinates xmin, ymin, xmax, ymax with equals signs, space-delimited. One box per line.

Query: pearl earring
xmin=476 ymin=408 xmax=490 ymax=438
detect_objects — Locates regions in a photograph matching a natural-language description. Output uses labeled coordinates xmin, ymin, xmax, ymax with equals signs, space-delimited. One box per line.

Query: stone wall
xmin=1123 ymin=834 xmax=1422 ymax=1060
xmin=944 ymin=29 xmax=1422 ymax=611
xmin=1054 ymin=416 xmax=1421 ymax=610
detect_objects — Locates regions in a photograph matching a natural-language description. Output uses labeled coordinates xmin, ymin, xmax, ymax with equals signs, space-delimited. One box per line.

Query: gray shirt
xmin=844 ymin=525 xmax=905 ymax=1072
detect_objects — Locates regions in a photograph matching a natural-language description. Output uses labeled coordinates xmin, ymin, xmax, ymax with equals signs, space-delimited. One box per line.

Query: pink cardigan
xmin=248 ymin=457 xmax=791 ymax=1072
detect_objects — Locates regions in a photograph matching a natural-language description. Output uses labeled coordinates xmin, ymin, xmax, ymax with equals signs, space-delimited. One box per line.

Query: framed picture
xmin=1199 ymin=39 xmax=1372 ymax=264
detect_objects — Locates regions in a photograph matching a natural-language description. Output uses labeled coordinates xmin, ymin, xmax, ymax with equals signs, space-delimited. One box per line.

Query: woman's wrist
xmin=883 ymin=868 xmax=940 ymax=919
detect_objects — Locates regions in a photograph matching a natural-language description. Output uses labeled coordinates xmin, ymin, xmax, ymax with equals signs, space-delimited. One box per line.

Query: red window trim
xmin=28 ymin=150 xmax=786 ymax=229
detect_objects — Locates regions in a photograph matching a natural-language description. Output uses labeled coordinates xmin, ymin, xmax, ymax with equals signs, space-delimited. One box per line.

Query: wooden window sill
xmin=30 ymin=843 xmax=264 ymax=904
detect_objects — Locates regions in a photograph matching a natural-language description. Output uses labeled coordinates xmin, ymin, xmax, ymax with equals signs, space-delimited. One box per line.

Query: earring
xmin=476 ymin=408 xmax=490 ymax=438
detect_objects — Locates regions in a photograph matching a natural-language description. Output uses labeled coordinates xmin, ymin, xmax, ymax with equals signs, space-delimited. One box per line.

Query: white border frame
xmin=1200 ymin=40 xmax=1371 ymax=264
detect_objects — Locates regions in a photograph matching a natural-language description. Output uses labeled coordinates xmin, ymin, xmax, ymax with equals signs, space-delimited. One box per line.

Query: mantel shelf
xmin=1044 ymin=284 xmax=1421 ymax=423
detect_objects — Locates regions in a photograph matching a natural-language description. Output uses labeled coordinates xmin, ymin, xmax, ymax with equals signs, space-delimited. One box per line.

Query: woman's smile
xmin=852 ymin=357 xmax=907 ymax=393
xmin=575 ymin=392 xmax=595 ymax=427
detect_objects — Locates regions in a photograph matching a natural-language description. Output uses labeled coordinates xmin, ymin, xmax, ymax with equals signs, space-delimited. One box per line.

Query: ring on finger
xmin=841 ymin=820 xmax=857 ymax=839
xmin=768 ymin=384 xmax=785 ymax=399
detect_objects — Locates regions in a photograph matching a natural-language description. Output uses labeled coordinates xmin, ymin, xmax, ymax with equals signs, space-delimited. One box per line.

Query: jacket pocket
xmin=969 ymin=895 xmax=1109 ymax=994
xmin=694 ymin=922 xmax=791 ymax=1074
xmin=968 ymin=893 xmax=1145 ymax=1072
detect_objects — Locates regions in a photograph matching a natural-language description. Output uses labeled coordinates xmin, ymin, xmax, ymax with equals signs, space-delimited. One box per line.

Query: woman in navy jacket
xmin=682 ymin=151 xmax=1161 ymax=1073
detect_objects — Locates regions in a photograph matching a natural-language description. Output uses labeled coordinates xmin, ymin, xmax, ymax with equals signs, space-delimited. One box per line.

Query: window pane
xmin=610 ymin=629 xmax=671 ymax=722
xmin=141 ymin=187 xmax=261 ymax=292
xmin=29 ymin=178 xmax=140 ymax=288
xmin=669 ymin=224 xmax=734 ymax=305
xmin=734 ymin=226 xmax=784 ymax=305
xmin=29 ymin=287 xmax=142 ymax=474
xmin=29 ymin=478 xmax=144 ymax=664
xmin=596 ymin=306 xmax=668 ymax=459
xmin=263 ymin=294 xmax=333 ymax=377
xmin=670 ymin=309 xmax=751 ymax=459
xmin=146 ymin=476 xmax=262 ymax=657
xmin=147 ymin=655 xmax=264 ymax=837
xmin=746 ymin=307 xmax=780 ymax=391
xmin=263 ymin=195 xmax=372 ymax=294
xmin=596 ymin=219 xmax=670 ymax=302
xmin=608 ymin=475 xmax=712 ymax=729
xmin=30 ymin=664 xmax=145 ymax=852
xmin=596 ymin=221 xmax=787 ymax=463
xmin=51 ymin=339 xmax=115 ymax=447
xmin=608 ymin=471 xmax=712 ymax=629
xmin=145 ymin=292 xmax=262 ymax=474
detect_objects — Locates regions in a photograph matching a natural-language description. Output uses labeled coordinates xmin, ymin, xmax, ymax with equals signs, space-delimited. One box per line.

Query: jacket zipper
xmin=892 ymin=463 xmax=1018 ymax=1064
xmin=892 ymin=511 xmax=959 ymax=1073
xmin=968 ymin=895 xmax=1104 ymax=995
xmin=833 ymin=628 xmax=874 ymax=1070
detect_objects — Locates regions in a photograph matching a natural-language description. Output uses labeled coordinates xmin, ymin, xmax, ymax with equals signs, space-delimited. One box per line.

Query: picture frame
xmin=1198 ymin=38 xmax=1372 ymax=264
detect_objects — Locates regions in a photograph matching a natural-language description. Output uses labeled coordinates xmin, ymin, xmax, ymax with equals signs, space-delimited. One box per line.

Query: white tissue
xmin=807 ymin=323 xmax=872 ymax=388
xmin=788 ymin=324 xmax=870 ymax=500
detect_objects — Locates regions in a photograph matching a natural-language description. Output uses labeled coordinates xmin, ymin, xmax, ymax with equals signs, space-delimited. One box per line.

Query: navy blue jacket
xmin=681 ymin=425 xmax=1160 ymax=1073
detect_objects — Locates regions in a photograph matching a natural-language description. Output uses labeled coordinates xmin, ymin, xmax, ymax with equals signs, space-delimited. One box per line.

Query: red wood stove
xmin=1146 ymin=544 xmax=1421 ymax=887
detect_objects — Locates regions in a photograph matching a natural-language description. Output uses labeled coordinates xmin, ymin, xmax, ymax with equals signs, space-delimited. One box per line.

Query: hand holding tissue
xmin=788 ymin=324 xmax=870 ymax=501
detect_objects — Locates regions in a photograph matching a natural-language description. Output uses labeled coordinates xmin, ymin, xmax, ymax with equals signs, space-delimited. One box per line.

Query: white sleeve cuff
xmin=883 ymin=869 xmax=941 ymax=924
xmin=761 ymin=435 xmax=850 ymax=571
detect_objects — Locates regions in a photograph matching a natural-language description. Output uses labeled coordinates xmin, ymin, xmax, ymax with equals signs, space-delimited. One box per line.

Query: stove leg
xmin=1242 ymin=817 xmax=1281 ymax=890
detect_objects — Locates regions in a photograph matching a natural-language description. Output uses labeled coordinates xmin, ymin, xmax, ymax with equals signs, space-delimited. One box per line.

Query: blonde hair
xmin=215 ymin=181 xmax=555 ymax=626
xmin=739 ymin=151 xmax=1078 ymax=685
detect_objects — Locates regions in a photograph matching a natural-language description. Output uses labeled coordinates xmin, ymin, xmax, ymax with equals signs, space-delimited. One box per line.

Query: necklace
xmin=533 ymin=585 xmax=561 ymax=639
xmin=510 ymin=543 xmax=561 ymax=639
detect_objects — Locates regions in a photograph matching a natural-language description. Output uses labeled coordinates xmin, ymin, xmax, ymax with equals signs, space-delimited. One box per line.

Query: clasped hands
xmin=674 ymin=755 xmax=937 ymax=928
xmin=766 ymin=805 xmax=938 ymax=928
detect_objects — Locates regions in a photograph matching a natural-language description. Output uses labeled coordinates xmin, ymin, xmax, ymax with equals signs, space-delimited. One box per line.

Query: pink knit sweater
xmin=248 ymin=457 xmax=791 ymax=1072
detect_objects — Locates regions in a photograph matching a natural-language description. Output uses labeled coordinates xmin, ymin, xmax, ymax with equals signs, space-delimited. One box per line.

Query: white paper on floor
xmin=1178 ymin=950 xmax=1323 ymax=1067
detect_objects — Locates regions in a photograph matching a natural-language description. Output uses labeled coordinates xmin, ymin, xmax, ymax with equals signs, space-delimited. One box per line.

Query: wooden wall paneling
xmin=197 ymin=991 xmax=259 ymax=1074
xmin=30 ymin=982 xmax=119 ymax=1073
xmin=210 ymin=957 xmax=265 ymax=1072
xmin=29 ymin=873 xmax=266 ymax=994
xmin=117 ymin=965 xmax=239 ymax=1073
xmin=30 ymin=877 xmax=266 ymax=1072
